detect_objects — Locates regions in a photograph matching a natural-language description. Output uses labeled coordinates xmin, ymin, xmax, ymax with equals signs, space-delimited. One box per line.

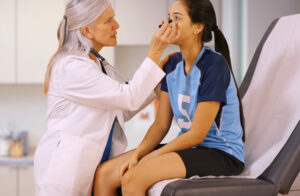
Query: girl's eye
xmin=174 ymin=16 xmax=180 ymax=21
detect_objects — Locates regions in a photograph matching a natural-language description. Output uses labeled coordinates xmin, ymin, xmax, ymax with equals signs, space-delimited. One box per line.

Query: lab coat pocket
xmin=45 ymin=133 xmax=102 ymax=195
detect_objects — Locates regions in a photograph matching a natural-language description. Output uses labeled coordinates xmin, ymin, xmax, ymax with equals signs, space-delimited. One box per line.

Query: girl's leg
xmin=120 ymin=147 xmax=243 ymax=196
xmin=93 ymin=149 xmax=135 ymax=196
xmin=121 ymin=152 xmax=186 ymax=196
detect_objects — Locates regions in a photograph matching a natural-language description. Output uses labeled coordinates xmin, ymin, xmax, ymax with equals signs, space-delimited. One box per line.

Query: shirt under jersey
xmin=100 ymin=118 xmax=116 ymax=164
xmin=161 ymin=46 xmax=244 ymax=163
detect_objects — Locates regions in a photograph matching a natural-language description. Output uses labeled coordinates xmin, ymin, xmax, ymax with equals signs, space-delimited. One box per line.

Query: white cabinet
xmin=0 ymin=0 xmax=64 ymax=84
xmin=115 ymin=0 xmax=168 ymax=45
xmin=0 ymin=166 xmax=17 ymax=196
xmin=0 ymin=0 xmax=15 ymax=83
xmin=19 ymin=166 xmax=35 ymax=196
xmin=17 ymin=0 xmax=65 ymax=83
xmin=0 ymin=165 xmax=34 ymax=196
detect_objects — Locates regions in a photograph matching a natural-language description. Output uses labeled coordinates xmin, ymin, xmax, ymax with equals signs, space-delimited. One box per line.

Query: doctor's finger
xmin=161 ymin=26 xmax=173 ymax=41
xmin=170 ymin=24 xmax=179 ymax=39
xmin=166 ymin=25 xmax=179 ymax=42
xmin=156 ymin=20 xmax=169 ymax=36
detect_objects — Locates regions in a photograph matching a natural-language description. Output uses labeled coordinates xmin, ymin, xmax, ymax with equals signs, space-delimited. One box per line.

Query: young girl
xmin=93 ymin=0 xmax=245 ymax=195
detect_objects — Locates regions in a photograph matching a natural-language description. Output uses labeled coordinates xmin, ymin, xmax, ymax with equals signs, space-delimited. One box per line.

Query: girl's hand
xmin=119 ymin=153 xmax=139 ymax=177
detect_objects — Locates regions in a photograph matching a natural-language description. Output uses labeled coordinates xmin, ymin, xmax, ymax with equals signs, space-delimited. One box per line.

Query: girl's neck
xmin=179 ymin=39 xmax=203 ymax=73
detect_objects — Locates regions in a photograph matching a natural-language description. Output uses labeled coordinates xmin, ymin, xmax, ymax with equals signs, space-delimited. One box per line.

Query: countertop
xmin=0 ymin=148 xmax=35 ymax=166
xmin=0 ymin=155 xmax=34 ymax=166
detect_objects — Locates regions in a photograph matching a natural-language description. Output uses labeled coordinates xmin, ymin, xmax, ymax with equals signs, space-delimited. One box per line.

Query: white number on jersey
xmin=177 ymin=94 xmax=192 ymax=129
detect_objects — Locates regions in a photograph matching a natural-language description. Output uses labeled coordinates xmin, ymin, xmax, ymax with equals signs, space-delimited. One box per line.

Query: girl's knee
xmin=121 ymin=171 xmax=144 ymax=195
xmin=94 ymin=162 xmax=115 ymax=185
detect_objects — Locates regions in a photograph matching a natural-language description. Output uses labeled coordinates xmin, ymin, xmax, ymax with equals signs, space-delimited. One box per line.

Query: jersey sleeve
xmin=161 ymin=54 xmax=181 ymax=92
xmin=197 ymin=56 xmax=231 ymax=105
xmin=161 ymin=74 xmax=168 ymax=92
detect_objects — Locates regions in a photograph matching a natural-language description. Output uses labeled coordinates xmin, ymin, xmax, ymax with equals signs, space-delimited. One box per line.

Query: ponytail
xmin=181 ymin=0 xmax=246 ymax=142
xmin=213 ymin=28 xmax=245 ymax=142
xmin=44 ymin=17 xmax=68 ymax=95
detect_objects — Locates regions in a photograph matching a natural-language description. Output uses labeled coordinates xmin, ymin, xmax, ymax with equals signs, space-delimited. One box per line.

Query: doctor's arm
xmin=122 ymin=90 xmax=157 ymax=122
xmin=60 ymin=23 xmax=179 ymax=112
xmin=122 ymin=53 xmax=175 ymax=121
xmin=60 ymin=57 xmax=164 ymax=111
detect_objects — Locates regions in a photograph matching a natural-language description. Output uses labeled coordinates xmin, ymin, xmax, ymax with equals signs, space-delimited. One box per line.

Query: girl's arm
xmin=120 ymin=91 xmax=173 ymax=176
xmin=140 ymin=101 xmax=220 ymax=162
xmin=134 ymin=91 xmax=174 ymax=159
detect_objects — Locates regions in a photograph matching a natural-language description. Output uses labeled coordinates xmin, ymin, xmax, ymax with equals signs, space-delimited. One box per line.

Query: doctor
xmin=33 ymin=0 xmax=179 ymax=195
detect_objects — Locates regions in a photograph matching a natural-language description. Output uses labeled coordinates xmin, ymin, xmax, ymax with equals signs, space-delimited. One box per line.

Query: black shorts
xmin=156 ymin=144 xmax=244 ymax=178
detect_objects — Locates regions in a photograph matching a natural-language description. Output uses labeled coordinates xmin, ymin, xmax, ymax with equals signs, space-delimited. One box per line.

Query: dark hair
xmin=181 ymin=0 xmax=245 ymax=142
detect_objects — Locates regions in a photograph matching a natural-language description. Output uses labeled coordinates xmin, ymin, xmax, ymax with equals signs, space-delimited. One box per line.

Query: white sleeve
xmin=59 ymin=57 xmax=165 ymax=111
xmin=123 ymin=90 xmax=157 ymax=122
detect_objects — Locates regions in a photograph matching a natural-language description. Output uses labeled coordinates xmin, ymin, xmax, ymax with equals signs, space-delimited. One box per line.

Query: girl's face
xmin=83 ymin=5 xmax=120 ymax=51
xmin=168 ymin=1 xmax=204 ymax=45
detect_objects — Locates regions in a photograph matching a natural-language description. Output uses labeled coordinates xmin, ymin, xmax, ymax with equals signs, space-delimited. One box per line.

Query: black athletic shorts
xmin=156 ymin=144 xmax=244 ymax=178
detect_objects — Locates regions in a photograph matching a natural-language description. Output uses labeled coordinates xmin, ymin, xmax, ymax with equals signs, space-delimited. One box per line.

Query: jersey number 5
xmin=177 ymin=94 xmax=192 ymax=129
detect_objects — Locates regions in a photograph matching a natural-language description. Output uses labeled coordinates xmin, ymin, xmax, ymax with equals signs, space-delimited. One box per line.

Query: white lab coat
xmin=34 ymin=55 xmax=165 ymax=196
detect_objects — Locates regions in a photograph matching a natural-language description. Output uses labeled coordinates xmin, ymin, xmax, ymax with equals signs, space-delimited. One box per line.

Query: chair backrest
xmin=239 ymin=16 xmax=300 ymax=194
xmin=239 ymin=18 xmax=279 ymax=98
xmin=259 ymin=121 xmax=300 ymax=194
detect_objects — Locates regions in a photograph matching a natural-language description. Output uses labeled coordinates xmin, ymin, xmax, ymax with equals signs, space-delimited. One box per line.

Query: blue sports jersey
xmin=161 ymin=46 xmax=244 ymax=163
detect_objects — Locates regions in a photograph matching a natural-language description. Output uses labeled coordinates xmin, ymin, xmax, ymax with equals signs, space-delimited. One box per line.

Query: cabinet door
xmin=115 ymin=0 xmax=168 ymax=45
xmin=17 ymin=0 xmax=65 ymax=83
xmin=0 ymin=166 xmax=17 ymax=196
xmin=0 ymin=0 xmax=15 ymax=83
xmin=19 ymin=166 xmax=35 ymax=196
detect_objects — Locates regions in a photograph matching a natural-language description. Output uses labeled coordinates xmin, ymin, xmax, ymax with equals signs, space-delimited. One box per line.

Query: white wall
xmin=221 ymin=0 xmax=241 ymax=81
xmin=0 ymin=85 xmax=46 ymax=148
xmin=1 ymin=0 xmax=299 ymax=151
xmin=246 ymin=0 xmax=300 ymax=71
xmin=220 ymin=0 xmax=300 ymax=83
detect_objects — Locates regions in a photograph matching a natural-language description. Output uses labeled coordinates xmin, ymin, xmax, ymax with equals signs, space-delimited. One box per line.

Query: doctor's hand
xmin=159 ymin=52 xmax=179 ymax=69
xmin=148 ymin=21 xmax=180 ymax=65
xmin=119 ymin=153 xmax=139 ymax=177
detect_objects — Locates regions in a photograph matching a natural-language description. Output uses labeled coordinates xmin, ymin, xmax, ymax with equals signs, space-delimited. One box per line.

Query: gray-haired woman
xmin=33 ymin=0 xmax=179 ymax=195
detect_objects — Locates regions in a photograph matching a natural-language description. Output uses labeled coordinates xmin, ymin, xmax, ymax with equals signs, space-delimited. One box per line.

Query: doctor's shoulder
xmin=54 ymin=55 xmax=102 ymax=84
xmin=56 ymin=55 xmax=99 ymax=73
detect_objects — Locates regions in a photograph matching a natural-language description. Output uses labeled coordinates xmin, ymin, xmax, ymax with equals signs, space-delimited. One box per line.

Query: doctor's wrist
xmin=147 ymin=50 xmax=164 ymax=65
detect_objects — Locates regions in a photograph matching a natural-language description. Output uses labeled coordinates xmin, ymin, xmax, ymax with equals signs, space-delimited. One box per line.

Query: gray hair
xmin=44 ymin=0 xmax=111 ymax=94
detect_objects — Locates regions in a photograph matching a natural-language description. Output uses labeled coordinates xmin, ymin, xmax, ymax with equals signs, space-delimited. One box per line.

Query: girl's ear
xmin=81 ymin=26 xmax=93 ymax=39
xmin=193 ymin=23 xmax=205 ymax=35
